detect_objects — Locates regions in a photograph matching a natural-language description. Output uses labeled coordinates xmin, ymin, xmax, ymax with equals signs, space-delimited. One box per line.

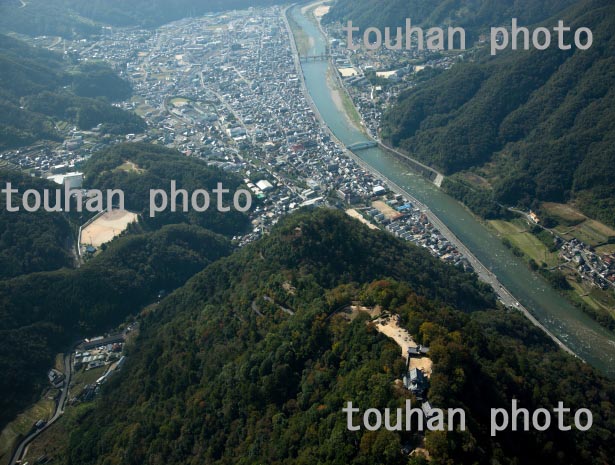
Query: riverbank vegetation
xmin=325 ymin=66 xmax=364 ymax=132
xmin=490 ymin=217 xmax=615 ymax=332
xmin=286 ymin=10 xmax=311 ymax=56
xmin=379 ymin=0 xmax=615 ymax=229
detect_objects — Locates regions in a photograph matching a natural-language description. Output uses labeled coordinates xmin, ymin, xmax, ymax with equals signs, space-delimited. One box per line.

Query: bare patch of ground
xmin=313 ymin=5 xmax=330 ymax=18
xmin=346 ymin=209 xmax=379 ymax=230
xmin=372 ymin=200 xmax=404 ymax=221
xmin=351 ymin=306 xmax=434 ymax=377
xmin=81 ymin=210 xmax=138 ymax=248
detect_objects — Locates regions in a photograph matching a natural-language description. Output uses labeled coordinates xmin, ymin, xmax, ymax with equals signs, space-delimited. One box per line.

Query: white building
xmin=47 ymin=172 xmax=84 ymax=190
xmin=256 ymin=179 xmax=274 ymax=191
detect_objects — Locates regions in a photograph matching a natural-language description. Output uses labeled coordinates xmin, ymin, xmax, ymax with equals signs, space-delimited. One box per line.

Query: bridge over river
xmin=346 ymin=141 xmax=378 ymax=151
xmin=299 ymin=53 xmax=330 ymax=62
xmin=287 ymin=2 xmax=615 ymax=377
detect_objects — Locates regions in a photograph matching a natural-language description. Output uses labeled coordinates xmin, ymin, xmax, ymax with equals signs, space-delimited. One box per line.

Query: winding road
xmin=9 ymin=352 xmax=73 ymax=465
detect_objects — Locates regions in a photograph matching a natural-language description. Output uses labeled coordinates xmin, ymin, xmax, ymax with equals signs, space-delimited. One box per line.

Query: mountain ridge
xmin=63 ymin=209 xmax=615 ymax=465
xmin=375 ymin=0 xmax=615 ymax=226
xmin=0 ymin=143 xmax=250 ymax=431
xmin=324 ymin=0 xmax=579 ymax=41
xmin=0 ymin=0 xmax=281 ymax=37
xmin=0 ymin=34 xmax=144 ymax=151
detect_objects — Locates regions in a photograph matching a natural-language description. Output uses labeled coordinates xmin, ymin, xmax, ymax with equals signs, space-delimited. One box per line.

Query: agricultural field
xmin=596 ymin=244 xmax=615 ymax=255
xmin=132 ymin=97 xmax=156 ymax=117
xmin=567 ymin=279 xmax=615 ymax=320
xmin=543 ymin=202 xmax=615 ymax=247
xmin=457 ymin=171 xmax=492 ymax=189
xmin=542 ymin=202 xmax=586 ymax=225
xmin=70 ymin=366 xmax=106 ymax=399
xmin=19 ymin=404 xmax=95 ymax=465
xmin=0 ymin=398 xmax=55 ymax=465
xmin=489 ymin=219 xmax=558 ymax=267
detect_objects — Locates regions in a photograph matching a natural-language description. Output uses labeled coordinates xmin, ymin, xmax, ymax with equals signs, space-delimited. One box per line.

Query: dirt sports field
xmin=80 ymin=210 xmax=138 ymax=248
xmin=372 ymin=200 xmax=404 ymax=221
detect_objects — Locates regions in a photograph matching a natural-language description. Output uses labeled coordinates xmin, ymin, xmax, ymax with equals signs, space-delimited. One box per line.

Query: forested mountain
xmin=0 ymin=223 xmax=232 ymax=428
xmin=83 ymin=143 xmax=251 ymax=235
xmin=64 ymin=209 xmax=615 ymax=465
xmin=0 ymin=34 xmax=144 ymax=150
xmin=0 ymin=143 xmax=250 ymax=279
xmin=0 ymin=170 xmax=75 ymax=278
xmin=377 ymin=0 xmax=615 ymax=225
xmin=64 ymin=0 xmax=280 ymax=27
xmin=0 ymin=0 xmax=280 ymax=37
xmin=0 ymin=0 xmax=100 ymax=38
xmin=0 ymin=143 xmax=250 ymax=429
xmin=324 ymin=0 xmax=577 ymax=40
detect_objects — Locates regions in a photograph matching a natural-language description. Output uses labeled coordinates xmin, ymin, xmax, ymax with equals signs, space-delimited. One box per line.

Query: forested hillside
xmin=379 ymin=0 xmax=615 ymax=225
xmin=324 ymin=0 xmax=577 ymax=40
xmin=0 ymin=0 xmax=280 ymax=37
xmin=65 ymin=0 xmax=280 ymax=27
xmin=0 ymin=143 xmax=250 ymax=279
xmin=0 ymin=34 xmax=144 ymax=150
xmin=64 ymin=209 xmax=615 ymax=465
xmin=0 ymin=170 xmax=75 ymax=278
xmin=0 ymin=143 xmax=250 ymax=430
xmin=83 ymin=143 xmax=251 ymax=235
xmin=0 ymin=224 xmax=232 ymax=429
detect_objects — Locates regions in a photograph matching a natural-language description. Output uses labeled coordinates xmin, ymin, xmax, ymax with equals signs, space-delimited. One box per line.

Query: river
xmin=287 ymin=4 xmax=615 ymax=377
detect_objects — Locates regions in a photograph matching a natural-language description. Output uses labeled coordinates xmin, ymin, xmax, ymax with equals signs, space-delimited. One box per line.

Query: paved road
xmin=284 ymin=4 xmax=579 ymax=360
xmin=360 ymin=168 xmax=579 ymax=359
xmin=9 ymin=352 xmax=73 ymax=465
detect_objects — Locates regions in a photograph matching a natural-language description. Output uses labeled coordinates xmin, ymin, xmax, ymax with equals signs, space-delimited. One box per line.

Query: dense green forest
xmin=324 ymin=0 xmax=577 ymax=41
xmin=379 ymin=0 xmax=615 ymax=226
xmin=0 ymin=0 xmax=281 ymax=37
xmin=63 ymin=209 xmax=614 ymax=465
xmin=0 ymin=0 xmax=100 ymax=38
xmin=0 ymin=143 xmax=251 ymax=429
xmin=0 ymin=142 xmax=250 ymax=278
xmin=0 ymin=170 xmax=75 ymax=278
xmin=0 ymin=34 xmax=144 ymax=150
xmin=0 ymin=223 xmax=232 ymax=428
xmin=71 ymin=62 xmax=132 ymax=101
xmin=65 ymin=0 xmax=280 ymax=27
xmin=83 ymin=143 xmax=251 ymax=235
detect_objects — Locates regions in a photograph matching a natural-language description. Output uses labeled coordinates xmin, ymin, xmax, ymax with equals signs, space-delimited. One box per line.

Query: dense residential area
xmin=0 ymin=0 xmax=614 ymax=465
xmin=1 ymin=7 xmax=471 ymax=266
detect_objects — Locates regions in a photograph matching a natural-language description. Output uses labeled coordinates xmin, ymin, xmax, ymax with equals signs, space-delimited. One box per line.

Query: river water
xmin=288 ymin=5 xmax=615 ymax=377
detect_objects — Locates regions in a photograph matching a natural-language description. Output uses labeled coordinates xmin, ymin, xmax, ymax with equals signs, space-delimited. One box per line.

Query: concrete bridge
xmin=346 ymin=141 xmax=378 ymax=151
xmin=299 ymin=53 xmax=330 ymax=62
